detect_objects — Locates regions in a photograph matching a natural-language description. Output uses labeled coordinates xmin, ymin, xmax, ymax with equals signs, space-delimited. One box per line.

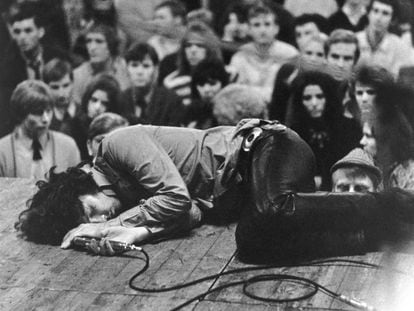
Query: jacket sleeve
xmin=102 ymin=128 xmax=193 ymax=230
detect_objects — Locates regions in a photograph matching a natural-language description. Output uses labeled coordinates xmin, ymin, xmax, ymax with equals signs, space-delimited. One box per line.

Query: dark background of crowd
xmin=1 ymin=0 xmax=414 ymax=192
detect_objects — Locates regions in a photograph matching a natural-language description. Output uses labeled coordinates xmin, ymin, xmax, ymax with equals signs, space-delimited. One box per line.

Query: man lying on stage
xmin=16 ymin=119 xmax=414 ymax=261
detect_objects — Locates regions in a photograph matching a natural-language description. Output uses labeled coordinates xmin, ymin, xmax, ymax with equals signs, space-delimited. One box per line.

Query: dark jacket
xmin=328 ymin=9 xmax=368 ymax=33
xmin=120 ymin=85 xmax=185 ymax=126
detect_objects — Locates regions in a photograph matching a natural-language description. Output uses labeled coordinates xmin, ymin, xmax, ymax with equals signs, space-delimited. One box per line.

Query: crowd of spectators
xmin=1 ymin=0 xmax=414 ymax=192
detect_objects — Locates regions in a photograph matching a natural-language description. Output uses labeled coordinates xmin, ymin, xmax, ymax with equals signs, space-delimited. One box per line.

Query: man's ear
xmin=38 ymin=26 xmax=45 ymax=39
xmin=274 ymin=24 xmax=280 ymax=38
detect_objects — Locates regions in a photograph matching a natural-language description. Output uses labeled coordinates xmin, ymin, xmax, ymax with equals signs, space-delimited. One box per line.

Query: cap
xmin=330 ymin=148 xmax=382 ymax=181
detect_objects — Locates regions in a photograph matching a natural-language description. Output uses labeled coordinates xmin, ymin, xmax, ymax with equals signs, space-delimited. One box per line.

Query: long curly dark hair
xmin=15 ymin=166 xmax=99 ymax=245
xmin=81 ymin=74 xmax=121 ymax=115
xmin=288 ymin=70 xmax=342 ymax=136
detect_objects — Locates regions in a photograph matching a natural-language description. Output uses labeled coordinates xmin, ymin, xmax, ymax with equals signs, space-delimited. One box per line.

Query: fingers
xmin=60 ymin=223 xmax=103 ymax=249
xmin=86 ymin=238 xmax=115 ymax=256
xmin=61 ymin=226 xmax=80 ymax=249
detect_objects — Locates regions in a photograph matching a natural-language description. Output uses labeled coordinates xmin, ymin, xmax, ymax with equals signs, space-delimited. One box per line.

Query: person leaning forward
xmin=16 ymin=119 xmax=414 ymax=260
xmin=16 ymin=119 xmax=314 ymax=253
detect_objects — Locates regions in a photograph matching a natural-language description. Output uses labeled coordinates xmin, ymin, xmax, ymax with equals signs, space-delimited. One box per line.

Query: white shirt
xmin=356 ymin=31 xmax=414 ymax=76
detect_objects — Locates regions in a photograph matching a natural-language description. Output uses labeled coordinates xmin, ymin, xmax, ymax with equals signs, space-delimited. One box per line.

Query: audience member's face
xmin=79 ymin=191 xmax=122 ymax=223
xmin=127 ymin=56 xmax=156 ymax=88
xmin=10 ymin=18 xmax=44 ymax=53
xmin=227 ymin=13 xmax=249 ymax=40
xmin=301 ymin=40 xmax=325 ymax=61
xmin=153 ymin=6 xmax=175 ymax=28
xmin=302 ymin=84 xmax=326 ymax=118
xmin=87 ymin=132 xmax=107 ymax=158
xmin=355 ymin=82 xmax=376 ymax=113
xmin=196 ymin=79 xmax=222 ymax=101
xmin=332 ymin=169 xmax=375 ymax=193
xmin=48 ymin=74 xmax=73 ymax=109
xmin=368 ymin=1 xmax=393 ymax=34
xmin=295 ymin=22 xmax=320 ymax=49
xmin=21 ymin=108 xmax=53 ymax=137
xmin=87 ymin=89 xmax=109 ymax=119
xmin=360 ymin=122 xmax=377 ymax=157
xmin=248 ymin=13 xmax=279 ymax=45
xmin=327 ymin=43 xmax=357 ymax=72
xmin=86 ymin=32 xmax=111 ymax=64
xmin=184 ymin=40 xmax=207 ymax=67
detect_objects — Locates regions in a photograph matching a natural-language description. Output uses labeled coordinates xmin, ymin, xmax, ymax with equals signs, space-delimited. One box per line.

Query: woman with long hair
xmin=72 ymin=23 xmax=130 ymax=105
xmin=287 ymin=70 xmax=343 ymax=190
xmin=163 ymin=21 xmax=223 ymax=106
xmin=369 ymin=82 xmax=414 ymax=190
xmin=72 ymin=74 xmax=121 ymax=160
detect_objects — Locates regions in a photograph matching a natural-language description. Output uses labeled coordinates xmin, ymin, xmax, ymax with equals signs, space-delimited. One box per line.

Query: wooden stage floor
xmin=2 ymin=178 xmax=414 ymax=311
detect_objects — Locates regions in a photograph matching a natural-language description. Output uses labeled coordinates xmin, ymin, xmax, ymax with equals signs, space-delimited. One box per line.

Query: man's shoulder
xmin=231 ymin=43 xmax=255 ymax=63
xmin=73 ymin=62 xmax=90 ymax=75
xmin=273 ymin=41 xmax=298 ymax=55
xmin=0 ymin=133 xmax=13 ymax=155
xmin=384 ymin=33 xmax=406 ymax=45
xmin=50 ymin=130 xmax=77 ymax=145
xmin=0 ymin=133 xmax=12 ymax=146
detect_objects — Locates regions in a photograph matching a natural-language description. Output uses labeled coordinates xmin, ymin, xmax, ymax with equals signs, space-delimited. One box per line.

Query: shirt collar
xmin=14 ymin=126 xmax=50 ymax=149
xmin=21 ymin=46 xmax=43 ymax=67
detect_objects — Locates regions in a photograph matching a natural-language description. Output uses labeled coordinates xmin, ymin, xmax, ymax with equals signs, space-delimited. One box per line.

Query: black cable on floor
xmin=129 ymin=249 xmax=411 ymax=311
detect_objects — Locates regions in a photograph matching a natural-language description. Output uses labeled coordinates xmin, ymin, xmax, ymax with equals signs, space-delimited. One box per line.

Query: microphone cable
xmin=128 ymin=254 xmax=398 ymax=311
xmin=72 ymin=237 xmax=410 ymax=311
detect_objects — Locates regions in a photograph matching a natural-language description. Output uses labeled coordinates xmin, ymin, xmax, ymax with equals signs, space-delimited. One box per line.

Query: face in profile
xmin=86 ymin=32 xmax=111 ymax=64
xmin=332 ymin=168 xmax=375 ymax=193
xmin=87 ymin=89 xmax=109 ymax=119
xmin=360 ymin=122 xmax=377 ymax=157
xmin=127 ymin=55 xmax=156 ymax=88
xmin=79 ymin=191 xmax=122 ymax=223
xmin=302 ymin=84 xmax=326 ymax=118
xmin=248 ymin=13 xmax=279 ymax=46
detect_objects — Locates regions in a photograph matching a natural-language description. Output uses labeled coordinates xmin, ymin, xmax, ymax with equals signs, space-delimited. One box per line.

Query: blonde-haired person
xmin=163 ymin=21 xmax=223 ymax=107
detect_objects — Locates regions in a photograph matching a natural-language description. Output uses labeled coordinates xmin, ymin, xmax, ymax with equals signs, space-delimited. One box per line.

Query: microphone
xmin=73 ymin=236 xmax=142 ymax=252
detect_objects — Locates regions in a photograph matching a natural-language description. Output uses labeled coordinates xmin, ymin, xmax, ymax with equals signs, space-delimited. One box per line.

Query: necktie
xmin=28 ymin=59 xmax=41 ymax=80
xmin=32 ymin=137 xmax=42 ymax=160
